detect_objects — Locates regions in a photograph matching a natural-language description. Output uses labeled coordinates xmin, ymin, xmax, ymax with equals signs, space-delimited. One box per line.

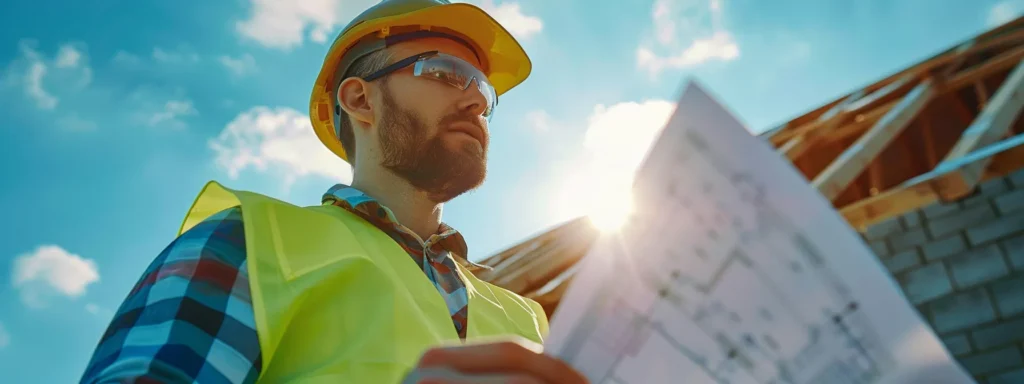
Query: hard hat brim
xmin=309 ymin=2 xmax=531 ymax=163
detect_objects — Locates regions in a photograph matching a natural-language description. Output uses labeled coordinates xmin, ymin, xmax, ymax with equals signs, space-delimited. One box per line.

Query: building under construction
xmin=477 ymin=16 xmax=1024 ymax=383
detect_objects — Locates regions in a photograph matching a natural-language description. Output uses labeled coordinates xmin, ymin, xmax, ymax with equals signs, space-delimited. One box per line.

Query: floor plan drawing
xmin=543 ymin=81 xmax=975 ymax=384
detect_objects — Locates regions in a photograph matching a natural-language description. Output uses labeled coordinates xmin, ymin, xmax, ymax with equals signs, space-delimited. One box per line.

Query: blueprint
xmin=543 ymin=81 xmax=975 ymax=384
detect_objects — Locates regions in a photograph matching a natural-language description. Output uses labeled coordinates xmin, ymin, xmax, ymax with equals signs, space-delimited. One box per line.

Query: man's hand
xmin=402 ymin=338 xmax=589 ymax=384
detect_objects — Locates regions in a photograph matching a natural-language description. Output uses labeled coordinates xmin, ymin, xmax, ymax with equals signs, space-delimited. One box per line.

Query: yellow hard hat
xmin=309 ymin=0 xmax=532 ymax=163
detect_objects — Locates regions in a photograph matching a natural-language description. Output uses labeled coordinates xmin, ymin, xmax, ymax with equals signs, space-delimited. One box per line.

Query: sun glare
xmin=586 ymin=185 xmax=635 ymax=232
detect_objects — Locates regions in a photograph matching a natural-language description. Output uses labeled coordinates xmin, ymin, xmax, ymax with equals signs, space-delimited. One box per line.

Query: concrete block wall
xmin=861 ymin=167 xmax=1024 ymax=383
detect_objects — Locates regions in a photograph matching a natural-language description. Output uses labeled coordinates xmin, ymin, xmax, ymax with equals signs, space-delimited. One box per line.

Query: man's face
xmin=375 ymin=37 xmax=491 ymax=203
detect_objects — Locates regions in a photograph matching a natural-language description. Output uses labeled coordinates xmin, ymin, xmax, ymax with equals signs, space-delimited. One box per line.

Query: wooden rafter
xmin=782 ymin=76 xmax=923 ymax=161
xmin=769 ymin=29 xmax=1024 ymax=147
xmin=931 ymin=59 xmax=1024 ymax=201
xmin=813 ymin=78 xmax=938 ymax=201
xmin=779 ymin=89 xmax=867 ymax=159
xmin=842 ymin=132 xmax=1024 ymax=229
xmin=477 ymin=18 xmax=1024 ymax=317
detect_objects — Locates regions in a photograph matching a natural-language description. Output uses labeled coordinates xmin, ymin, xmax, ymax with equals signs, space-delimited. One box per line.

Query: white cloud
xmin=124 ymin=86 xmax=198 ymax=129
xmin=112 ymin=50 xmax=142 ymax=66
xmin=3 ymin=40 xmax=92 ymax=110
xmin=236 ymin=0 xmax=376 ymax=49
xmin=475 ymin=1 xmax=543 ymax=39
xmin=55 ymin=45 xmax=82 ymax=68
xmin=236 ymin=0 xmax=540 ymax=49
xmin=525 ymin=110 xmax=553 ymax=134
xmin=0 ymin=322 xmax=8 ymax=349
xmin=12 ymin=245 xmax=100 ymax=308
xmin=210 ymin=106 xmax=353 ymax=187
xmin=25 ymin=61 xmax=56 ymax=109
xmin=220 ymin=54 xmax=258 ymax=77
xmin=85 ymin=303 xmax=115 ymax=320
xmin=58 ymin=114 xmax=98 ymax=132
xmin=637 ymin=0 xmax=739 ymax=77
xmin=582 ymin=100 xmax=677 ymax=180
xmin=543 ymin=100 xmax=676 ymax=222
xmin=988 ymin=1 xmax=1023 ymax=27
xmin=152 ymin=47 xmax=200 ymax=64
xmin=147 ymin=99 xmax=197 ymax=128
xmin=114 ymin=48 xmax=199 ymax=67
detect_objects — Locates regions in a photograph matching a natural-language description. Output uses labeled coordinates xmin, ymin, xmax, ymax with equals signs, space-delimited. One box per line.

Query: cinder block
xmin=991 ymin=275 xmax=1024 ymax=316
xmin=921 ymin=234 xmax=968 ymax=261
xmin=868 ymin=240 xmax=891 ymax=258
xmin=884 ymin=249 xmax=922 ymax=275
xmin=966 ymin=212 xmax=1024 ymax=246
xmin=1003 ymin=233 xmax=1024 ymax=270
xmin=990 ymin=368 xmax=1024 ymax=384
xmin=959 ymin=346 xmax=1023 ymax=377
xmin=927 ymin=203 xmax=997 ymax=239
xmin=962 ymin=179 xmax=1011 ymax=208
xmin=923 ymin=201 xmax=963 ymax=220
xmin=971 ymin=317 xmax=1024 ymax=350
xmin=948 ymin=244 xmax=1009 ymax=288
xmin=929 ymin=288 xmax=996 ymax=333
xmin=899 ymin=263 xmax=953 ymax=304
xmin=941 ymin=333 xmax=972 ymax=356
xmin=902 ymin=210 xmax=922 ymax=229
xmin=982 ymin=178 xmax=1013 ymax=195
xmin=995 ymin=189 xmax=1024 ymax=215
xmin=1008 ymin=167 xmax=1024 ymax=188
xmin=864 ymin=217 xmax=903 ymax=241
xmin=890 ymin=227 xmax=930 ymax=253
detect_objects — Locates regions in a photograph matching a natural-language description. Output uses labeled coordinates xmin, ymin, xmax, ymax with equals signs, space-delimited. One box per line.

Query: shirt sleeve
xmin=80 ymin=206 xmax=262 ymax=384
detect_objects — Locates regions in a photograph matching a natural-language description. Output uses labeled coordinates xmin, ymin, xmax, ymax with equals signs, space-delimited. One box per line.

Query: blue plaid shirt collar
xmin=321 ymin=184 xmax=489 ymax=271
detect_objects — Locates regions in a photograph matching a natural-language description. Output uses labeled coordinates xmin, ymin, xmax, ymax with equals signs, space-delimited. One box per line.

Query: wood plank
xmin=770 ymin=30 xmax=1024 ymax=147
xmin=933 ymin=59 xmax=1024 ymax=201
xmin=842 ymin=132 xmax=1024 ymax=230
xmin=779 ymin=91 xmax=864 ymax=158
xmin=939 ymin=40 xmax=978 ymax=78
xmin=813 ymin=79 xmax=938 ymax=201
xmin=947 ymin=45 xmax=1024 ymax=90
xmin=822 ymin=48 xmax=1024 ymax=148
xmin=976 ymin=82 xmax=990 ymax=108
xmin=783 ymin=79 xmax=915 ymax=160
xmin=489 ymin=235 xmax=594 ymax=293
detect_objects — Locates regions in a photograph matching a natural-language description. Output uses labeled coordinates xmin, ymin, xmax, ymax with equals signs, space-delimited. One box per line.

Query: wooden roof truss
xmin=478 ymin=17 xmax=1024 ymax=317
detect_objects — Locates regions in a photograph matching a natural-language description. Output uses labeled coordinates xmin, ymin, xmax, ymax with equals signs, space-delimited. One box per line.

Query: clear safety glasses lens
xmin=413 ymin=54 xmax=498 ymax=119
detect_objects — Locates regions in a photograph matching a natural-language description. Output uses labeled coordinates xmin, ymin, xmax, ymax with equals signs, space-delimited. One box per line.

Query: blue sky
xmin=0 ymin=0 xmax=1019 ymax=381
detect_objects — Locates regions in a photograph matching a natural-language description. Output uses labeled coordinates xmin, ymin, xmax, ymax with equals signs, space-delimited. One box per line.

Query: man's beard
xmin=377 ymin=87 xmax=488 ymax=203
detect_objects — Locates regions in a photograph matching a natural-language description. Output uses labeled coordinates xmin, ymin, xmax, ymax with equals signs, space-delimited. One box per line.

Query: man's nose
xmin=456 ymin=79 xmax=489 ymax=117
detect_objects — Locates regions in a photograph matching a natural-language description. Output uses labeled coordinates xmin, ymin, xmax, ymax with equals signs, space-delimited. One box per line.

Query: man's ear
xmin=337 ymin=77 xmax=375 ymax=128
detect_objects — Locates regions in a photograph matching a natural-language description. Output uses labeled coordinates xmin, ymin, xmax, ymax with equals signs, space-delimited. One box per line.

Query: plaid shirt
xmin=80 ymin=185 xmax=478 ymax=383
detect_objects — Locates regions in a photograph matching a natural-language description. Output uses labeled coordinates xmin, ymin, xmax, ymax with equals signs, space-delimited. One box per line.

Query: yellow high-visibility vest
xmin=178 ymin=181 xmax=549 ymax=383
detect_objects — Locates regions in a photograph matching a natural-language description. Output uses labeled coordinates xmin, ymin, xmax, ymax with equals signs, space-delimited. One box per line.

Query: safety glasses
xmin=363 ymin=50 xmax=498 ymax=120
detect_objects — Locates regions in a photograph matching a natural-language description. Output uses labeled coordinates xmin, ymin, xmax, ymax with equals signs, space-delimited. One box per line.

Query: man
xmin=79 ymin=0 xmax=587 ymax=383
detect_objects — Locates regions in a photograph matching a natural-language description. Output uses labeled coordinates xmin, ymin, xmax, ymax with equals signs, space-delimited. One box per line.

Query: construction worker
xmin=79 ymin=0 xmax=587 ymax=383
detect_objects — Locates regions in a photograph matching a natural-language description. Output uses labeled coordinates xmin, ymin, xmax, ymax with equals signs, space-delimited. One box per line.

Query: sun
xmin=586 ymin=185 xmax=635 ymax=233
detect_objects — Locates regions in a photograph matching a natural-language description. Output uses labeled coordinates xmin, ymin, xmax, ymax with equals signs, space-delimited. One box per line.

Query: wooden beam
xmin=921 ymin=111 xmax=938 ymax=167
xmin=842 ymin=132 xmax=1024 ymax=230
xmin=825 ymin=99 xmax=899 ymax=144
xmin=939 ymin=40 xmax=978 ymax=78
xmin=976 ymin=82 xmax=990 ymax=108
xmin=947 ymin=45 xmax=1024 ymax=90
xmin=488 ymin=232 xmax=595 ymax=293
xmin=770 ymin=30 xmax=1024 ymax=147
xmin=814 ymin=78 xmax=938 ymax=201
xmin=932 ymin=59 xmax=1024 ymax=201
xmin=782 ymin=78 xmax=915 ymax=160
xmin=779 ymin=90 xmax=865 ymax=157
xmin=821 ymin=47 xmax=1024 ymax=148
